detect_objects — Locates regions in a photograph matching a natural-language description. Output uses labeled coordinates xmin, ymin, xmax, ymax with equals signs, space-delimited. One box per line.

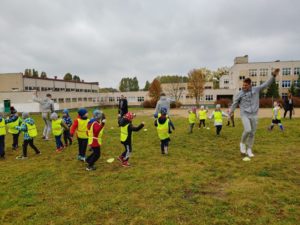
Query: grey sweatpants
xmin=241 ymin=116 xmax=258 ymax=149
xmin=42 ymin=112 xmax=51 ymax=139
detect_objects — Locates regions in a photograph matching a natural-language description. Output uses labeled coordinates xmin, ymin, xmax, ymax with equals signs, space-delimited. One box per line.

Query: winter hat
xmin=10 ymin=106 xmax=17 ymax=114
xmin=192 ymin=107 xmax=197 ymax=113
xmin=200 ymin=105 xmax=205 ymax=110
xmin=124 ymin=112 xmax=134 ymax=121
xmin=78 ymin=108 xmax=88 ymax=117
xmin=160 ymin=107 xmax=168 ymax=115
xmin=22 ymin=112 xmax=29 ymax=119
xmin=63 ymin=109 xmax=69 ymax=115
xmin=216 ymin=104 xmax=221 ymax=109
xmin=50 ymin=112 xmax=58 ymax=120
xmin=93 ymin=109 xmax=103 ymax=120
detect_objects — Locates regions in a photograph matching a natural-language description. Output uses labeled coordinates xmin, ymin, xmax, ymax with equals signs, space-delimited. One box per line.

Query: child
xmin=15 ymin=112 xmax=41 ymax=159
xmin=62 ymin=109 xmax=73 ymax=146
xmin=268 ymin=101 xmax=284 ymax=131
xmin=209 ymin=104 xmax=228 ymax=136
xmin=226 ymin=104 xmax=235 ymax=127
xmin=188 ymin=107 xmax=197 ymax=133
xmin=7 ymin=106 xmax=22 ymax=150
xmin=51 ymin=112 xmax=69 ymax=152
xmin=155 ymin=107 xmax=175 ymax=155
xmin=86 ymin=110 xmax=106 ymax=171
xmin=70 ymin=108 xmax=89 ymax=161
xmin=118 ymin=112 xmax=144 ymax=167
xmin=198 ymin=105 xmax=208 ymax=128
xmin=0 ymin=113 xmax=7 ymax=159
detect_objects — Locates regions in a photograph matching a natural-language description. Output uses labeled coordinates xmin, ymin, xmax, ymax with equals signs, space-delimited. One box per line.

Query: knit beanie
xmin=78 ymin=108 xmax=88 ymax=118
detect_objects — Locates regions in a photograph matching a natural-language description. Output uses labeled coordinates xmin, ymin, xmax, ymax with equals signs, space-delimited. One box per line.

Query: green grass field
xmin=0 ymin=108 xmax=299 ymax=225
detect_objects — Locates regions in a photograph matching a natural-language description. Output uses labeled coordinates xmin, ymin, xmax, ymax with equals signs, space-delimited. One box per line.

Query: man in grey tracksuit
xmin=154 ymin=93 xmax=172 ymax=117
xmin=33 ymin=92 xmax=54 ymax=140
xmin=230 ymin=68 xmax=279 ymax=157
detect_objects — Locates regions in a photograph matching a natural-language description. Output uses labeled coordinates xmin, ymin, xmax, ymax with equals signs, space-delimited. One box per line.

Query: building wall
xmin=0 ymin=73 xmax=23 ymax=91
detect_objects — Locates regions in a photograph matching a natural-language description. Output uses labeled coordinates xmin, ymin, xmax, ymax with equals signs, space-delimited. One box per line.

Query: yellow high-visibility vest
xmin=88 ymin=122 xmax=104 ymax=146
xmin=8 ymin=117 xmax=21 ymax=134
xmin=77 ymin=118 xmax=89 ymax=139
xmin=214 ymin=111 xmax=223 ymax=123
xmin=0 ymin=119 xmax=6 ymax=136
xmin=26 ymin=123 xmax=38 ymax=138
xmin=52 ymin=119 xmax=63 ymax=136
xmin=198 ymin=110 xmax=207 ymax=120
xmin=157 ymin=119 xmax=170 ymax=140
xmin=189 ymin=112 xmax=196 ymax=124
xmin=120 ymin=124 xmax=129 ymax=142
xmin=273 ymin=108 xmax=281 ymax=120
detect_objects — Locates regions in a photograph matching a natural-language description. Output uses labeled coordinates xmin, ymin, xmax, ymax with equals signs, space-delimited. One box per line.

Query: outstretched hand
xmin=272 ymin=68 xmax=280 ymax=77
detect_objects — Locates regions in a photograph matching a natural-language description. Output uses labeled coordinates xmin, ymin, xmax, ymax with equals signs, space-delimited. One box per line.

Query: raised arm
xmin=255 ymin=68 xmax=279 ymax=92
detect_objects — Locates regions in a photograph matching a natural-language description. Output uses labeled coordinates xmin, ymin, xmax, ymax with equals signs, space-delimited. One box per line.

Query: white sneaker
xmin=247 ymin=148 xmax=255 ymax=157
xmin=240 ymin=143 xmax=246 ymax=154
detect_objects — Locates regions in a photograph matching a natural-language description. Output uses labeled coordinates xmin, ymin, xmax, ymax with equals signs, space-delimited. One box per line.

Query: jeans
xmin=86 ymin=146 xmax=101 ymax=167
xmin=12 ymin=133 xmax=20 ymax=148
xmin=63 ymin=130 xmax=72 ymax=146
xmin=55 ymin=135 xmax=64 ymax=149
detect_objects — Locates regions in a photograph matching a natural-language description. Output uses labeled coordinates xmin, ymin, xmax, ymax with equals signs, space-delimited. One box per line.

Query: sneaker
xmin=240 ymin=143 xmax=246 ymax=154
xmin=77 ymin=155 xmax=82 ymax=160
xmin=122 ymin=161 xmax=130 ymax=167
xmin=0 ymin=156 xmax=5 ymax=160
xmin=86 ymin=165 xmax=96 ymax=171
xmin=164 ymin=147 xmax=168 ymax=155
xmin=118 ymin=155 xmax=124 ymax=163
xmin=16 ymin=155 xmax=28 ymax=160
xmin=36 ymin=151 xmax=41 ymax=155
xmin=56 ymin=147 xmax=63 ymax=153
xmin=247 ymin=148 xmax=255 ymax=157
xmin=80 ymin=156 xmax=86 ymax=162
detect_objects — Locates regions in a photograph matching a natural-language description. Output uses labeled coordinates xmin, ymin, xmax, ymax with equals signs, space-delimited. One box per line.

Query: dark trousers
xmin=55 ymin=135 xmax=64 ymax=149
xmin=86 ymin=146 xmax=101 ymax=167
xmin=227 ymin=115 xmax=235 ymax=127
xmin=284 ymin=109 xmax=293 ymax=119
xmin=216 ymin=125 xmax=222 ymax=135
xmin=121 ymin=143 xmax=132 ymax=161
xmin=160 ymin=139 xmax=170 ymax=154
xmin=23 ymin=139 xmax=40 ymax=157
xmin=189 ymin=123 xmax=195 ymax=133
xmin=199 ymin=119 xmax=206 ymax=128
xmin=78 ymin=138 xmax=88 ymax=157
xmin=12 ymin=133 xmax=20 ymax=148
xmin=0 ymin=135 xmax=5 ymax=157
xmin=63 ymin=130 xmax=72 ymax=146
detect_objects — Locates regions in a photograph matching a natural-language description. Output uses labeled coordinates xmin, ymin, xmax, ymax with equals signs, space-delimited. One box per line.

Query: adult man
xmin=118 ymin=95 xmax=128 ymax=117
xmin=230 ymin=68 xmax=280 ymax=157
xmin=33 ymin=91 xmax=54 ymax=140
xmin=154 ymin=93 xmax=171 ymax=117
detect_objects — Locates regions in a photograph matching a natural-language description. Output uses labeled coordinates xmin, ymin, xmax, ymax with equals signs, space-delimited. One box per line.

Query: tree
xmin=158 ymin=75 xmax=188 ymax=83
xmin=148 ymin=79 xmax=162 ymax=103
xmin=99 ymin=87 xmax=118 ymax=93
xmin=296 ymin=74 xmax=300 ymax=97
xmin=40 ymin=71 xmax=47 ymax=78
xmin=64 ymin=73 xmax=73 ymax=81
xmin=32 ymin=69 xmax=39 ymax=78
xmin=143 ymin=81 xmax=150 ymax=91
xmin=119 ymin=77 xmax=140 ymax=92
xmin=187 ymin=69 xmax=206 ymax=106
xmin=164 ymin=76 xmax=185 ymax=102
xmin=211 ymin=67 xmax=229 ymax=89
xmin=73 ymin=75 xmax=81 ymax=82
xmin=266 ymin=79 xmax=279 ymax=98
xmin=24 ymin=69 xmax=32 ymax=77
xmin=289 ymin=83 xmax=296 ymax=96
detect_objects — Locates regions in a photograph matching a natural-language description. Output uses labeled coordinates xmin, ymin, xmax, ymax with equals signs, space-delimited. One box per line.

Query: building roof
xmin=23 ymin=75 xmax=99 ymax=85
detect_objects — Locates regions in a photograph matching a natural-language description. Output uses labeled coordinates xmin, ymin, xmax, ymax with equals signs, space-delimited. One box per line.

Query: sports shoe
xmin=240 ymin=143 xmax=246 ymax=154
xmin=118 ymin=155 xmax=124 ymax=162
xmin=164 ymin=147 xmax=168 ymax=155
xmin=36 ymin=151 xmax=41 ymax=155
xmin=122 ymin=161 xmax=130 ymax=167
xmin=80 ymin=156 xmax=86 ymax=162
xmin=86 ymin=165 xmax=96 ymax=171
xmin=56 ymin=147 xmax=63 ymax=153
xmin=247 ymin=148 xmax=255 ymax=157
xmin=16 ymin=155 xmax=28 ymax=160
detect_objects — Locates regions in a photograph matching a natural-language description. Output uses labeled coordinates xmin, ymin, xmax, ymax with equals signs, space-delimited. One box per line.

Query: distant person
xmin=62 ymin=109 xmax=73 ymax=147
xmin=50 ymin=112 xmax=69 ymax=152
xmin=230 ymin=68 xmax=279 ymax=157
xmin=33 ymin=91 xmax=54 ymax=140
xmin=268 ymin=101 xmax=284 ymax=132
xmin=198 ymin=105 xmax=208 ymax=128
xmin=283 ymin=93 xmax=294 ymax=119
xmin=209 ymin=104 xmax=228 ymax=136
xmin=7 ymin=106 xmax=22 ymax=150
xmin=118 ymin=95 xmax=128 ymax=117
xmin=188 ymin=107 xmax=197 ymax=133
xmin=154 ymin=93 xmax=171 ymax=118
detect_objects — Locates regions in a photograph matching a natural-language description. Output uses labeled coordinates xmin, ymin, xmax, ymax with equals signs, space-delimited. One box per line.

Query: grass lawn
xmin=0 ymin=108 xmax=299 ymax=225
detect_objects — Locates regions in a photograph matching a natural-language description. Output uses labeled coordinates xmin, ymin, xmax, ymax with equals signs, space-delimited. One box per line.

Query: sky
xmin=0 ymin=0 xmax=299 ymax=88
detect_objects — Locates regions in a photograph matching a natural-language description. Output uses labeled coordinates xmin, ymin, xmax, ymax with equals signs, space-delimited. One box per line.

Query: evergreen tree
xmin=64 ymin=73 xmax=73 ymax=81
xmin=266 ymin=79 xmax=279 ymax=98
xmin=143 ymin=81 xmax=150 ymax=91
xmin=40 ymin=71 xmax=47 ymax=78
xmin=32 ymin=69 xmax=39 ymax=78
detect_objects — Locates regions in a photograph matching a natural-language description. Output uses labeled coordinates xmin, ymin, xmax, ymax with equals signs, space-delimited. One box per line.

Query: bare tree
xmin=187 ymin=69 xmax=206 ymax=106
xmin=164 ymin=77 xmax=185 ymax=102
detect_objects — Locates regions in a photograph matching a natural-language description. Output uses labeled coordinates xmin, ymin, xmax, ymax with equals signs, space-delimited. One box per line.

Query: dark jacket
xmin=118 ymin=118 xmax=144 ymax=144
xmin=118 ymin=98 xmax=128 ymax=115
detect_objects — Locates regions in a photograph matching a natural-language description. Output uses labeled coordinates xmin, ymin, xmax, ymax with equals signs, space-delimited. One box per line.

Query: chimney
xmin=54 ymin=76 xmax=57 ymax=79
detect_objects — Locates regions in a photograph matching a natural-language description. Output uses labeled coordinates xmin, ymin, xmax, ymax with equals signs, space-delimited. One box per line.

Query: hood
xmin=24 ymin=118 xmax=35 ymax=125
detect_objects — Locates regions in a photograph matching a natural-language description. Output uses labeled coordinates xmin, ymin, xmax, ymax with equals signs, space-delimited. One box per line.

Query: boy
xmin=7 ymin=107 xmax=22 ymax=150
xmin=268 ymin=101 xmax=284 ymax=131
xmin=0 ymin=113 xmax=7 ymax=159
xmin=15 ymin=112 xmax=41 ymax=159
xmin=198 ymin=105 xmax=208 ymax=128
xmin=155 ymin=107 xmax=175 ymax=155
xmin=188 ymin=107 xmax=197 ymax=133
xmin=86 ymin=110 xmax=105 ymax=171
xmin=62 ymin=109 xmax=73 ymax=146
xmin=209 ymin=104 xmax=228 ymax=136
xmin=118 ymin=112 xmax=144 ymax=167
xmin=70 ymin=108 xmax=89 ymax=161
xmin=51 ymin=112 xmax=69 ymax=152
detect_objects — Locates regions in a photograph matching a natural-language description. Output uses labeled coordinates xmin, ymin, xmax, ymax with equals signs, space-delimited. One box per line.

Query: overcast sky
xmin=0 ymin=0 xmax=299 ymax=88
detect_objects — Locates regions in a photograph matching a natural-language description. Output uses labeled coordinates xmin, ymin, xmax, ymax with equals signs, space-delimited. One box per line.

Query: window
xmin=127 ymin=97 xmax=136 ymax=102
xmin=116 ymin=97 xmax=121 ymax=101
xmin=294 ymin=80 xmax=299 ymax=86
xmin=205 ymin=86 xmax=212 ymax=89
xmin=205 ymin=95 xmax=213 ymax=101
xmin=66 ymin=88 xmax=70 ymax=92
xmin=294 ymin=67 xmax=300 ymax=75
xmin=83 ymin=98 xmax=87 ymax=102
xmin=249 ymin=69 xmax=257 ymax=77
xmin=53 ymin=98 xmax=57 ymax=103
xmin=78 ymin=98 xmax=82 ymax=102
xmin=224 ymin=80 xmax=229 ymax=84
xmin=239 ymin=76 xmax=245 ymax=80
xmin=88 ymin=98 xmax=92 ymax=102
xmin=66 ymin=98 xmax=71 ymax=103
xmin=179 ymin=87 xmax=186 ymax=90
xmin=252 ymin=81 xmax=257 ymax=87
xmin=282 ymin=93 xmax=288 ymax=98
xmin=58 ymin=98 xmax=64 ymax=103
xmin=72 ymin=98 xmax=77 ymax=102
xmin=137 ymin=97 xmax=144 ymax=102
xmin=281 ymin=80 xmax=291 ymax=88
xmin=25 ymin=86 xmax=29 ymax=90
xmin=260 ymin=68 xmax=268 ymax=76
xmin=282 ymin=68 xmax=291 ymax=76
xmin=109 ymin=97 xmax=115 ymax=102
